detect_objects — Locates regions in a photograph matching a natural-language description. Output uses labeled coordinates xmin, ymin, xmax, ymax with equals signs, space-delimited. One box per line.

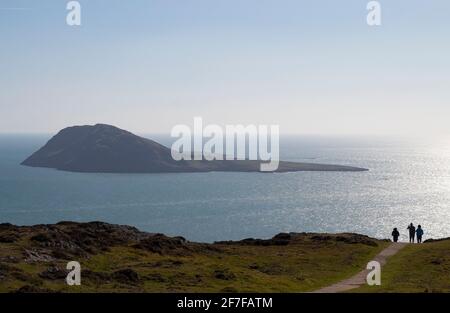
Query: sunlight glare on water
xmin=0 ymin=135 xmax=449 ymax=243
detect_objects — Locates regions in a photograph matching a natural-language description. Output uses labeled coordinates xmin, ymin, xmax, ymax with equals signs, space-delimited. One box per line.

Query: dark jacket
xmin=416 ymin=228 xmax=424 ymax=237
xmin=407 ymin=225 xmax=416 ymax=235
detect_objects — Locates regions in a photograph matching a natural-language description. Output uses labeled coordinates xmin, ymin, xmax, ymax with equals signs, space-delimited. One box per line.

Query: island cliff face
xmin=21 ymin=124 xmax=368 ymax=173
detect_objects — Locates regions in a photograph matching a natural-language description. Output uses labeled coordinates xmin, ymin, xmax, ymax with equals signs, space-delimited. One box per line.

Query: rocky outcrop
xmin=216 ymin=232 xmax=381 ymax=247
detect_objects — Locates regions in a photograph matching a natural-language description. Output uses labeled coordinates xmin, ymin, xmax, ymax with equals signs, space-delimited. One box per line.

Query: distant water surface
xmin=1 ymin=134 xmax=449 ymax=242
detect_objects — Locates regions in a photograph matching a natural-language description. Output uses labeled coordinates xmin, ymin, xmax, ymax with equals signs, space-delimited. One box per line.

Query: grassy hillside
xmin=353 ymin=238 xmax=450 ymax=293
xmin=0 ymin=222 xmax=387 ymax=293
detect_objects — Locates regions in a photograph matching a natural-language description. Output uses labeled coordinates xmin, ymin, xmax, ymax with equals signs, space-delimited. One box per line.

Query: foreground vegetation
xmin=353 ymin=238 xmax=450 ymax=293
xmin=0 ymin=222 xmax=387 ymax=292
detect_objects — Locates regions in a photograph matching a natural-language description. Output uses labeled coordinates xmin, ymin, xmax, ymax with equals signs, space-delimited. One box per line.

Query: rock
xmin=213 ymin=269 xmax=235 ymax=280
xmin=273 ymin=233 xmax=292 ymax=240
xmin=311 ymin=233 xmax=378 ymax=246
xmin=0 ymin=232 xmax=19 ymax=243
xmin=216 ymin=233 xmax=292 ymax=246
xmin=430 ymin=258 xmax=443 ymax=265
xmin=0 ymin=223 xmax=18 ymax=231
xmin=133 ymin=234 xmax=188 ymax=254
xmin=112 ymin=269 xmax=140 ymax=284
xmin=310 ymin=235 xmax=333 ymax=241
xmin=26 ymin=222 xmax=148 ymax=258
xmin=30 ymin=233 xmax=52 ymax=243
xmin=335 ymin=234 xmax=378 ymax=246
xmin=24 ymin=249 xmax=55 ymax=263
xmin=39 ymin=266 xmax=67 ymax=280
xmin=248 ymin=263 xmax=259 ymax=270
xmin=424 ymin=237 xmax=450 ymax=243
xmin=0 ymin=224 xmax=21 ymax=243
xmin=217 ymin=232 xmax=380 ymax=247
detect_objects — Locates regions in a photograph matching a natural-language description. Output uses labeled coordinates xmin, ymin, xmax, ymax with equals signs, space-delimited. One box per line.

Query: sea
xmin=1 ymin=134 xmax=449 ymax=243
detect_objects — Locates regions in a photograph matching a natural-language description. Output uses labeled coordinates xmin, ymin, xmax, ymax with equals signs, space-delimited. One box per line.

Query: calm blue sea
xmin=1 ymin=134 xmax=449 ymax=243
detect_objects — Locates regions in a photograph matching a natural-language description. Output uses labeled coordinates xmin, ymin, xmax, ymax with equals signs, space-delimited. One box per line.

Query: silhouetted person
xmin=391 ymin=228 xmax=400 ymax=242
xmin=407 ymin=223 xmax=416 ymax=243
xmin=416 ymin=225 xmax=424 ymax=243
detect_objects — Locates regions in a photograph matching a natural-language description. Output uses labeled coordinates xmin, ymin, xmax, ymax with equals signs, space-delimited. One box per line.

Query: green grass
xmin=0 ymin=237 xmax=388 ymax=293
xmin=353 ymin=239 xmax=450 ymax=293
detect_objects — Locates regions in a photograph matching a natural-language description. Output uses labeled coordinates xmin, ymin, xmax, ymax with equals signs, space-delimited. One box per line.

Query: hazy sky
xmin=1 ymin=0 xmax=450 ymax=136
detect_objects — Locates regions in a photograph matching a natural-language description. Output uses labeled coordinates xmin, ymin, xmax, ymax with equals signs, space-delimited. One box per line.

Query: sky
xmin=1 ymin=0 xmax=450 ymax=137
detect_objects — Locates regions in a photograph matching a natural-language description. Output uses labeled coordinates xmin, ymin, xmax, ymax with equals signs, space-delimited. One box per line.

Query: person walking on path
xmin=407 ymin=223 xmax=416 ymax=243
xmin=416 ymin=225 xmax=424 ymax=243
xmin=391 ymin=228 xmax=400 ymax=242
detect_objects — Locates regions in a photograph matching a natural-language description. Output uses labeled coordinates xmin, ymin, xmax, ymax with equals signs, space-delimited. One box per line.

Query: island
xmin=21 ymin=124 xmax=368 ymax=173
